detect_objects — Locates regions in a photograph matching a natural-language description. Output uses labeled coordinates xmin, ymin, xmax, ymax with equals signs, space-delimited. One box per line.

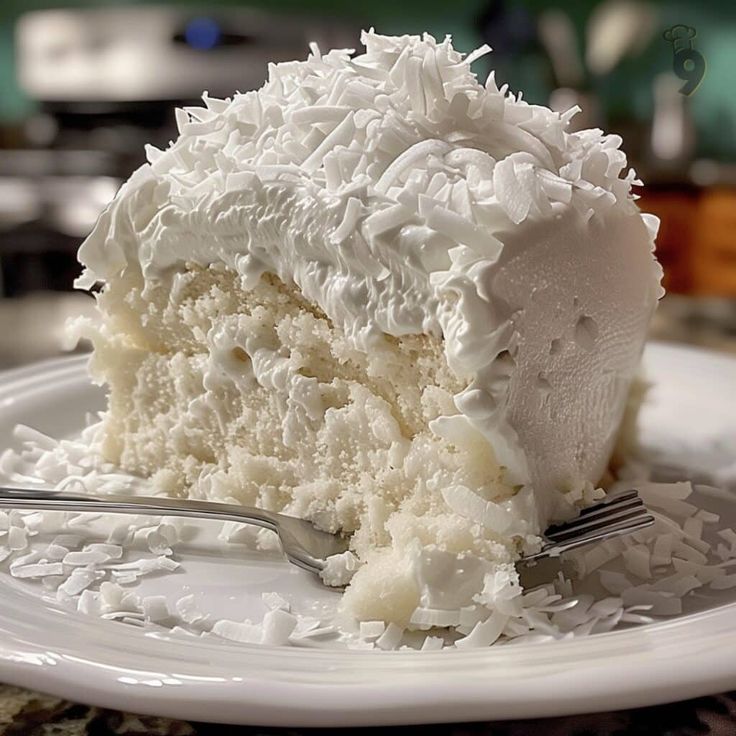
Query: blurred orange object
xmin=691 ymin=189 xmax=736 ymax=297
xmin=639 ymin=187 xmax=736 ymax=297
xmin=638 ymin=188 xmax=698 ymax=294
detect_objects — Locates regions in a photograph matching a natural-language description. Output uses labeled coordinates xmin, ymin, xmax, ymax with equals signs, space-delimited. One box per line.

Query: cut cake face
xmin=74 ymin=31 xmax=662 ymax=623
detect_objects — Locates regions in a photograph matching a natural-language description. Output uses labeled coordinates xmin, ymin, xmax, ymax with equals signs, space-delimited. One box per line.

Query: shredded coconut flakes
xmin=1 ymin=368 xmax=735 ymax=651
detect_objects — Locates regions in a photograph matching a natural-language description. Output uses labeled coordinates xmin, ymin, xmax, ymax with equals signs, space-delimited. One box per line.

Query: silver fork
xmin=0 ymin=486 xmax=653 ymax=586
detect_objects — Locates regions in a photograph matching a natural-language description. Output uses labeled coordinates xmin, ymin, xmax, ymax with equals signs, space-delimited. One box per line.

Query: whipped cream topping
xmin=77 ymin=30 xmax=663 ymax=519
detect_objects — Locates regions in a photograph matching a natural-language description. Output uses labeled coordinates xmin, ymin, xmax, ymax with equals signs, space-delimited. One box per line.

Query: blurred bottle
xmin=538 ymin=9 xmax=599 ymax=131
xmin=648 ymin=72 xmax=696 ymax=176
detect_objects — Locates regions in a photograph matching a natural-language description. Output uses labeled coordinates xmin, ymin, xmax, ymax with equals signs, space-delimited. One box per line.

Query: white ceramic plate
xmin=0 ymin=342 xmax=734 ymax=727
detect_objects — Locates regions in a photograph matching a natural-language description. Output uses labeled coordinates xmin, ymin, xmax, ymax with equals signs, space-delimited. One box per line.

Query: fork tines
xmin=545 ymin=489 xmax=655 ymax=551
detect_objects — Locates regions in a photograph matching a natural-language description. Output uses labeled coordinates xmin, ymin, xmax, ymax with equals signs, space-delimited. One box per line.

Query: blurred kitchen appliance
xmin=1 ymin=6 xmax=359 ymax=296
xmin=16 ymin=6 xmax=356 ymax=103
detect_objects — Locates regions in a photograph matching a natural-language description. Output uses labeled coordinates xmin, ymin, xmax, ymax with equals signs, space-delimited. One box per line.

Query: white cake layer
xmin=78 ymin=269 xmax=542 ymax=623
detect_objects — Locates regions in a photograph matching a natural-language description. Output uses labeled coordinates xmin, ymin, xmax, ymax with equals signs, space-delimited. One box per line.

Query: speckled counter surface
xmin=0 ymin=685 xmax=734 ymax=734
xmin=0 ymin=294 xmax=734 ymax=734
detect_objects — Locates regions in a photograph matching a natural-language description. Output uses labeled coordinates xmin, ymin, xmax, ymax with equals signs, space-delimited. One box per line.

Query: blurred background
xmin=0 ymin=0 xmax=734 ymax=368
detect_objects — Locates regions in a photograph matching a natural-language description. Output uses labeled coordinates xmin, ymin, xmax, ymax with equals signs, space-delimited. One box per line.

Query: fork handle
xmin=524 ymin=515 xmax=655 ymax=563
xmin=0 ymin=485 xmax=282 ymax=532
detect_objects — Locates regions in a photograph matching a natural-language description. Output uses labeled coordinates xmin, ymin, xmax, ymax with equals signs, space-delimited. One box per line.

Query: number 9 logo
xmin=673 ymin=48 xmax=706 ymax=96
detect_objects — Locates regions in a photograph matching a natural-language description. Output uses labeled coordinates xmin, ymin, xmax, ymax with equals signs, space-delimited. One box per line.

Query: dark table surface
xmin=0 ymin=292 xmax=734 ymax=734
xmin=0 ymin=685 xmax=733 ymax=735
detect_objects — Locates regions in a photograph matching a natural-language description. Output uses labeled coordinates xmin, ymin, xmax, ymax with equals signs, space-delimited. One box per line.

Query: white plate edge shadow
xmin=0 ymin=342 xmax=733 ymax=726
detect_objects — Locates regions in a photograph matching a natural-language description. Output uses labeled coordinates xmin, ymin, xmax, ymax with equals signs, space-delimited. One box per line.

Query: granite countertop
xmin=0 ymin=293 xmax=734 ymax=734
xmin=0 ymin=684 xmax=733 ymax=735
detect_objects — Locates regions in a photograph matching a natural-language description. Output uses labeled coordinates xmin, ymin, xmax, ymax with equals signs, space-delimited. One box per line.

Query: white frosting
xmin=77 ymin=31 xmax=663 ymax=519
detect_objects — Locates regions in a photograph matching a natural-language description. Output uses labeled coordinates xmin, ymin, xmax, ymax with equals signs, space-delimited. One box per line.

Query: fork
xmin=0 ymin=486 xmax=652 ymax=586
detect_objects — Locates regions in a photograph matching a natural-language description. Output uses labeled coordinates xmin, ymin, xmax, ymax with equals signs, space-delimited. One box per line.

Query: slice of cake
xmin=74 ymin=31 xmax=663 ymax=625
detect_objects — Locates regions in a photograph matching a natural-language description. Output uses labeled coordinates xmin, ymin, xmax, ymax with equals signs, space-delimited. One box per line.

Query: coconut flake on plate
xmin=375 ymin=622 xmax=404 ymax=651
xmin=261 ymin=609 xmax=299 ymax=646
